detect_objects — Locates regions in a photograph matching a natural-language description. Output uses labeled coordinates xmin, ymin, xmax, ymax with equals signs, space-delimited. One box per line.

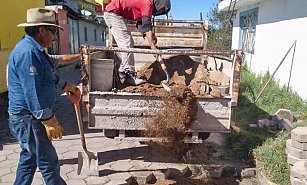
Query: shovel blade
xmin=161 ymin=82 xmax=179 ymax=97
xmin=161 ymin=82 xmax=172 ymax=92
xmin=77 ymin=151 xmax=99 ymax=176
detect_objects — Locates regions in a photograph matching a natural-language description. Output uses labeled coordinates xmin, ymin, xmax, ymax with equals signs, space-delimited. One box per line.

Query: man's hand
xmin=42 ymin=115 xmax=63 ymax=140
xmin=64 ymin=82 xmax=81 ymax=102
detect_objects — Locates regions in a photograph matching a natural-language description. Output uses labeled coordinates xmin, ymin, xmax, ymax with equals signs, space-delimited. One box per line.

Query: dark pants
xmin=8 ymin=114 xmax=66 ymax=185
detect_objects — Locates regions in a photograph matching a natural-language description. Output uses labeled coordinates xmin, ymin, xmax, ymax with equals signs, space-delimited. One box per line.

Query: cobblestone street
xmin=0 ymin=70 xmax=203 ymax=185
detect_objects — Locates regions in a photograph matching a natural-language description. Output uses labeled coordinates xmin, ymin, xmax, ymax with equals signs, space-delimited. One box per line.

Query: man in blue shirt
xmin=7 ymin=8 xmax=80 ymax=185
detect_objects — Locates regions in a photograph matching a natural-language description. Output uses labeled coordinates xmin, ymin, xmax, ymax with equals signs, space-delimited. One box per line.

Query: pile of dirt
xmin=144 ymin=87 xmax=197 ymax=156
xmin=122 ymin=55 xmax=209 ymax=97
xmin=121 ymin=55 xmax=230 ymax=97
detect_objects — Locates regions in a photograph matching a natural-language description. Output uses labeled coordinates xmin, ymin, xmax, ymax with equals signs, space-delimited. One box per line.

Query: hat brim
xmin=17 ymin=23 xmax=63 ymax=30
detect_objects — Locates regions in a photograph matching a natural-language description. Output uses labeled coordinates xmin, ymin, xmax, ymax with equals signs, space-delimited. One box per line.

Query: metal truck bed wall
xmin=80 ymin=46 xmax=243 ymax=137
xmin=88 ymin=92 xmax=233 ymax=133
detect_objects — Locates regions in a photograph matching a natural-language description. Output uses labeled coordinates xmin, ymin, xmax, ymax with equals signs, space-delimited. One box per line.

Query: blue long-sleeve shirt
xmin=7 ymin=34 xmax=66 ymax=120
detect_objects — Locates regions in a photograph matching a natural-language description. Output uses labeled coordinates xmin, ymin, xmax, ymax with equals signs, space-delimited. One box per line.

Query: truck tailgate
xmin=88 ymin=92 xmax=233 ymax=133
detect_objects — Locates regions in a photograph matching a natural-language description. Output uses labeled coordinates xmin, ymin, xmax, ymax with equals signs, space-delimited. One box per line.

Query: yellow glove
xmin=42 ymin=115 xmax=63 ymax=140
xmin=64 ymin=82 xmax=81 ymax=101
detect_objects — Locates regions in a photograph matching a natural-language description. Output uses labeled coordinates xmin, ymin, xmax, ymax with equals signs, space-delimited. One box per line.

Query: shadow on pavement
xmin=0 ymin=91 xmax=17 ymax=148
xmin=0 ymin=70 xmax=100 ymax=149
xmin=59 ymin=144 xmax=241 ymax=184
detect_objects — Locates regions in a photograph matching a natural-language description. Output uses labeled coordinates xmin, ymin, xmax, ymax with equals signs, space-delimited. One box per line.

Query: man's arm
xmin=137 ymin=17 xmax=158 ymax=52
xmin=49 ymin=54 xmax=80 ymax=65
xmin=49 ymin=54 xmax=81 ymax=100
xmin=145 ymin=30 xmax=157 ymax=50
xmin=58 ymin=54 xmax=81 ymax=64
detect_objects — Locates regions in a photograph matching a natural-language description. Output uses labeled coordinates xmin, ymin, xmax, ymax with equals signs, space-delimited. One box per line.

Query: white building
xmin=219 ymin=0 xmax=307 ymax=99
xmin=79 ymin=19 xmax=107 ymax=46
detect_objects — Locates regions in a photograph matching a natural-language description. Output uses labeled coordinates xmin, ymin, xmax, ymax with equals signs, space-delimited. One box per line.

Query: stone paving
xmin=0 ymin=70 xmax=195 ymax=185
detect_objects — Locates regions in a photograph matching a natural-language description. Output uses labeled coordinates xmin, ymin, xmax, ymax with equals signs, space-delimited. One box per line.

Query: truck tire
xmin=103 ymin=129 xmax=119 ymax=138
xmin=198 ymin=132 xmax=211 ymax=140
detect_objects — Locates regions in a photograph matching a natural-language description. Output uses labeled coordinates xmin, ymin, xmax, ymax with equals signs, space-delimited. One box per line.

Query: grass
xmin=253 ymin=132 xmax=290 ymax=185
xmin=229 ymin=65 xmax=307 ymax=184
xmin=239 ymin=65 xmax=307 ymax=117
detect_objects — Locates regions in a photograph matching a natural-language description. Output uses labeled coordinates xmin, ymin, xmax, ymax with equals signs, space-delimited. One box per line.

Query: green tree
xmin=206 ymin=1 xmax=232 ymax=50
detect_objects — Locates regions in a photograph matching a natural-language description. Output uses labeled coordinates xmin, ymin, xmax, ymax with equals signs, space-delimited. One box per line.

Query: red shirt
xmin=106 ymin=0 xmax=153 ymax=21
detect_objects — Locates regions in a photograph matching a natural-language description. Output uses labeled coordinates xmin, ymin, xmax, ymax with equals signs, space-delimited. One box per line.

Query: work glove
xmin=42 ymin=115 xmax=63 ymax=140
xmin=64 ymin=82 xmax=81 ymax=102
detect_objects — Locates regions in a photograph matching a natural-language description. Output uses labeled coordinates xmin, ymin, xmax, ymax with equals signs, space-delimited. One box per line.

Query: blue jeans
xmin=8 ymin=114 xmax=66 ymax=185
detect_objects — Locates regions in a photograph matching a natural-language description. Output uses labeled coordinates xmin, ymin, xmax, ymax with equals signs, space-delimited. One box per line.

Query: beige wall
xmin=0 ymin=0 xmax=44 ymax=93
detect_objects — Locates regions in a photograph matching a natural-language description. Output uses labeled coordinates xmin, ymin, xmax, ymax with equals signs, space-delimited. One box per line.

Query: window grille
xmin=241 ymin=12 xmax=257 ymax=54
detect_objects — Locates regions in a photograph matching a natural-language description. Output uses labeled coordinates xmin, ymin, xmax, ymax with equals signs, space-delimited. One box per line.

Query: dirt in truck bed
xmin=121 ymin=55 xmax=230 ymax=98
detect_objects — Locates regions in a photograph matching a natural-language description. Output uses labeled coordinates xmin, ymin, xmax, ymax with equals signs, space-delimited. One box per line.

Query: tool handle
xmin=160 ymin=61 xmax=167 ymax=71
xmin=157 ymin=55 xmax=170 ymax=84
xmin=74 ymin=103 xmax=88 ymax=152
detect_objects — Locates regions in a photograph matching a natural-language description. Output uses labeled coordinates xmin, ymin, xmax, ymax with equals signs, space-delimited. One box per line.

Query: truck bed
xmin=80 ymin=19 xmax=242 ymax=141
xmin=80 ymin=46 xmax=242 ymax=141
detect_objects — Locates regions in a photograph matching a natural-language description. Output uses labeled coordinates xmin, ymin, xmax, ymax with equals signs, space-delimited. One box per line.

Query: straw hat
xmin=17 ymin=8 xmax=62 ymax=29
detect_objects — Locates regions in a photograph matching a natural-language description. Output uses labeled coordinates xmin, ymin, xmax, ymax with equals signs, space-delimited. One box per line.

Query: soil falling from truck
xmin=145 ymin=87 xmax=197 ymax=156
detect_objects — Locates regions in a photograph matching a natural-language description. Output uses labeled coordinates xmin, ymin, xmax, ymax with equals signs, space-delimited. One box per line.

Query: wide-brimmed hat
xmin=17 ymin=8 xmax=62 ymax=29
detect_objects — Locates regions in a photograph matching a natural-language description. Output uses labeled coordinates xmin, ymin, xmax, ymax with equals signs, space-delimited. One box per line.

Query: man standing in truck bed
xmin=104 ymin=0 xmax=171 ymax=85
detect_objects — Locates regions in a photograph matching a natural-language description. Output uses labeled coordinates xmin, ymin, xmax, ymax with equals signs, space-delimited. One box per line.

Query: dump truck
xmin=80 ymin=19 xmax=243 ymax=142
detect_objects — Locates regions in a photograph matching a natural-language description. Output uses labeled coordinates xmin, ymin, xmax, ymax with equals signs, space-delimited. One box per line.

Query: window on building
xmin=84 ymin=27 xmax=88 ymax=42
xmin=101 ymin=31 xmax=105 ymax=41
xmin=94 ymin=29 xmax=97 ymax=41
xmin=240 ymin=8 xmax=258 ymax=54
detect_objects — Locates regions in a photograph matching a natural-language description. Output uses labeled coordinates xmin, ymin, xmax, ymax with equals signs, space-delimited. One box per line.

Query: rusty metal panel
xmin=109 ymin=19 xmax=208 ymax=49
xmin=128 ymin=23 xmax=206 ymax=48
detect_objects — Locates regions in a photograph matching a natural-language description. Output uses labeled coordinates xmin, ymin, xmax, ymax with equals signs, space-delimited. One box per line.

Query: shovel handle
xmin=157 ymin=55 xmax=170 ymax=84
xmin=66 ymin=90 xmax=81 ymax=104
xmin=74 ymin=103 xmax=88 ymax=152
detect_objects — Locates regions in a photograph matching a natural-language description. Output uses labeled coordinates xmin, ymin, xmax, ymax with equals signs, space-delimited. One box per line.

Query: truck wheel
xmin=103 ymin=129 xmax=119 ymax=138
xmin=199 ymin=132 xmax=211 ymax=140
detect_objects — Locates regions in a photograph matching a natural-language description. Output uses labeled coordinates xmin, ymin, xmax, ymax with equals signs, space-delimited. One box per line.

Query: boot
xmin=118 ymin=71 xmax=145 ymax=86
xmin=126 ymin=72 xmax=145 ymax=85
xmin=118 ymin=71 xmax=127 ymax=80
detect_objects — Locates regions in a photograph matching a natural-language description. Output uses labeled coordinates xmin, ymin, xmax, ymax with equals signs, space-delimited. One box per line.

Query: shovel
xmin=157 ymin=55 xmax=178 ymax=96
xmin=67 ymin=91 xmax=99 ymax=176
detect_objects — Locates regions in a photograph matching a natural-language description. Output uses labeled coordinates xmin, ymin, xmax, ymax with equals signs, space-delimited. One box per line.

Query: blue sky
xmin=166 ymin=0 xmax=219 ymax=20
